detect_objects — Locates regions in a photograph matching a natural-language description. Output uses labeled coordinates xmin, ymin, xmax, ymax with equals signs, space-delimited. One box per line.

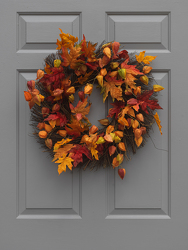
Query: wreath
xmin=24 ymin=29 xmax=164 ymax=180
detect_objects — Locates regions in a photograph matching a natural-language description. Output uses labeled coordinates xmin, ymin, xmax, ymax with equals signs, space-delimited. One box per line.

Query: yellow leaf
xmin=154 ymin=112 xmax=163 ymax=135
xmin=56 ymin=29 xmax=78 ymax=49
xmin=55 ymin=155 xmax=74 ymax=174
xmin=135 ymin=51 xmax=157 ymax=64
xmin=91 ymin=146 xmax=99 ymax=160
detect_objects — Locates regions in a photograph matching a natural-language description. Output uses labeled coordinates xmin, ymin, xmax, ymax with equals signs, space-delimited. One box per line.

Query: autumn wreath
xmin=24 ymin=29 xmax=164 ymax=180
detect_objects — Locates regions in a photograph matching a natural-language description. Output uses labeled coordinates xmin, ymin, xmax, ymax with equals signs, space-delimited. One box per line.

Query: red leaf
xmin=137 ymin=90 xmax=162 ymax=114
xmin=107 ymin=101 xmax=125 ymax=119
xmin=112 ymin=41 xmax=120 ymax=59
xmin=117 ymin=50 xmax=129 ymax=59
xmin=69 ymin=145 xmax=92 ymax=167
xmin=44 ymin=114 xmax=59 ymax=121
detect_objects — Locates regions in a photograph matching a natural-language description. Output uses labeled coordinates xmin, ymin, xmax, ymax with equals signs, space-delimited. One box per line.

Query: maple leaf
xmin=103 ymin=76 xmax=124 ymax=102
xmin=124 ymin=73 xmax=137 ymax=89
xmin=112 ymin=41 xmax=120 ymax=59
xmin=85 ymin=62 xmax=98 ymax=70
xmin=154 ymin=112 xmax=162 ymax=135
xmin=121 ymin=60 xmax=143 ymax=76
xmin=81 ymin=34 xmax=97 ymax=61
xmin=135 ymin=51 xmax=157 ymax=64
xmin=90 ymin=146 xmax=99 ymax=160
xmin=117 ymin=50 xmax=129 ymax=59
xmin=56 ymin=29 xmax=78 ymax=49
xmin=77 ymin=71 xmax=93 ymax=85
xmin=107 ymin=101 xmax=125 ymax=119
xmin=65 ymin=116 xmax=88 ymax=138
xmin=137 ymin=90 xmax=163 ymax=114
xmin=70 ymin=96 xmax=91 ymax=118
xmin=55 ymin=154 xmax=74 ymax=174
xmin=99 ymin=55 xmax=110 ymax=68
xmin=69 ymin=145 xmax=92 ymax=167
xmin=61 ymin=45 xmax=83 ymax=70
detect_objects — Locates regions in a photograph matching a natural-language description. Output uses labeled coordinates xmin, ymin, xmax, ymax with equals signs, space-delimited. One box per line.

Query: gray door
xmin=1 ymin=0 xmax=188 ymax=249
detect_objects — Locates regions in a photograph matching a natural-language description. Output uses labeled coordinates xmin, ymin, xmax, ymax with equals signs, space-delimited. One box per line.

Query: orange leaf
xmin=90 ymin=146 xmax=99 ymax=160
xmin=65 ymin=116 xmax=88 ymax=137
xmin=56 ymin=29 xmax=78 ymax=49
xmin=70 ymin=97 xmax=91 ymax=117
xmin=61 ymin=45 xmax=82 ymax=70
xmin=143 ymin=66 xmax=152 ymax=74
xmin=154 ymin=112 xmax=163 ymax=135
xmin=77 ymin=71 xmax=93 ymax=85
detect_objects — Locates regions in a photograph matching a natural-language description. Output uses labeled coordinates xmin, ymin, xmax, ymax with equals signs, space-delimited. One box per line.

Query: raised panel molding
xmin=16 ymin=71 xmax=82 ymax=219
xmin=106 ymin=12 xmax=170 ymax=52
xmin=17 ymin=13 xmax=81 ymax=51
xmin=106 ymin=71 xmax=171 ymax=219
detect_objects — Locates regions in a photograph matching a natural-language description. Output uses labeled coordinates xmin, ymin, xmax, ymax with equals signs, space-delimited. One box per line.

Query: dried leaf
xmin=135 ymin=51 xmax=157 ymax=64
xmin=154 ymin=112 xmax=163 ymax=135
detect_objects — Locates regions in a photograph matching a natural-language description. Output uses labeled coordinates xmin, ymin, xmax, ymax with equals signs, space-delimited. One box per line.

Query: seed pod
xmin=57 ymin=130 xmax=67 ymax=137
xmin=38 ymin=131 xmax=47 ymax=139
xmin=24 ymin=91 xmax=32 ymax=101
xmin=153 ymin=85 xmax=165 ymax=92
xmin=140 ymin=75 xmax=149 ymax=85
xmin=118 ymin=68 xmax=126 ymax=79
xmin=118 ymin=142 xmax=126 ymax=151
xmin=118 ymin=168 xmax=126 ymax=180
xmin=45 ymin=138 xmax=52 ymax=149
xmin=136 ymin=113 xmax=144 ymax=122
xmin=54 ymin=59 xmax=61 ymax=68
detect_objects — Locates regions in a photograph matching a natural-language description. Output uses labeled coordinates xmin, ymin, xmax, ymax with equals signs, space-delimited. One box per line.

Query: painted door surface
xmin=1 ymin=0 xmax=188 ymax=249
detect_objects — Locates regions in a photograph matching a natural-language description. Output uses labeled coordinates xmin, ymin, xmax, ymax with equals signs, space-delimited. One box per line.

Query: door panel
xmin=1 ymin=0 xmax=188 ymax=249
